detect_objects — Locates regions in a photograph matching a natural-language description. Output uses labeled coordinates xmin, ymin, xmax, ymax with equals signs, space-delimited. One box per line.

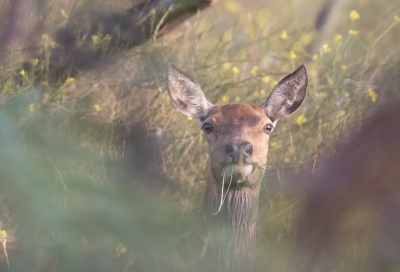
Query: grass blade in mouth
xmin=213 ymin=167 xmax=233 ymax=215
xmin=255 ymin=164 xmax=267 ymax=179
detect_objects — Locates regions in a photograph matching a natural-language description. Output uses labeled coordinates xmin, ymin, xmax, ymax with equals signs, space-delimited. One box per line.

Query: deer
xmin=166 ymin=63 xmax=308 ymax=266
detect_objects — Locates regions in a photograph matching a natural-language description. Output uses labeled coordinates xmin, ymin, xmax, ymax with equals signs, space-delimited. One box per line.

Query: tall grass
xmin=1 ymin=0 xmax=400 ymax=271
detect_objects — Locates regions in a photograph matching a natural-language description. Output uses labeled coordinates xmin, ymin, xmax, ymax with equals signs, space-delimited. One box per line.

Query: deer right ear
xmin=166 ymin=63 xmax=213 ymax=120
xmin=261 ymin=64 xmax=308 ymax=122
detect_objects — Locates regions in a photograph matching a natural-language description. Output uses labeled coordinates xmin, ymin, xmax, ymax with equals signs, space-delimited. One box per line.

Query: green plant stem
xmin=371 ymin=21 xmax=399 ymax=47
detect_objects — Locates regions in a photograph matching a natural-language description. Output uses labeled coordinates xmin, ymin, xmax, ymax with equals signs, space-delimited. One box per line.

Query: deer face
xmin=166 ymin=63 xmax=307 ymax=188
xmin=200 ymin=104 xmax=272 ymax=188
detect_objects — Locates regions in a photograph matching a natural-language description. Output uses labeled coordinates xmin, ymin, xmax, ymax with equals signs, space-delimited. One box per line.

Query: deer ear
xmin=166 ymin=63 xmax=213 ymax=120
xmin=261 ymin=64 xmax=308 ymax=121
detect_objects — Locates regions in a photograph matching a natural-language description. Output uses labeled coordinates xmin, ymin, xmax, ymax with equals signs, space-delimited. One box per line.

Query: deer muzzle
xmin=224 ymin=163 xmax=255 ymax=179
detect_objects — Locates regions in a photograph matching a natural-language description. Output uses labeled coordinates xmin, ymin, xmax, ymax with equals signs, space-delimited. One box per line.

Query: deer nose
xmin=226 ymin=141 xmax=253 ymax=163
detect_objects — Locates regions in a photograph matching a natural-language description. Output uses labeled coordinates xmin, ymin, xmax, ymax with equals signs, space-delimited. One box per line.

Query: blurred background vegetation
xmin=0 ymin=0 xmax=400 ymax=271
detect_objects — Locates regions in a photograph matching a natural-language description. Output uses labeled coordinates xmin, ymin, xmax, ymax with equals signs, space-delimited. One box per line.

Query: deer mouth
xmin=224 ymin=163 xmax=255 ymax=180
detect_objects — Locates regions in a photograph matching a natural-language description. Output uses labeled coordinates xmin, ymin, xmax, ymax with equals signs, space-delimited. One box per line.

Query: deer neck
xmin=205 ymin=166 xmax=261 ymax=263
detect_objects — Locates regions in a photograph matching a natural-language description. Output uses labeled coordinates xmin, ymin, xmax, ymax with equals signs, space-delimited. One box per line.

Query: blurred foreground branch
xmin=2 ymin=0 xmax=217 ymax=86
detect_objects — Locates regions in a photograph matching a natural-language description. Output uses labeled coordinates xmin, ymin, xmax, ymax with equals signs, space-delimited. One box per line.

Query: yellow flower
xmin=395 ymin=16 xmax=400 ymax=23
xmin=349 ymin=10 xmax=360 ymax=21
xmin=312 ymin=54 xmax=318 ymax=61
xmin=334 ymin=89 xmax=339 ymax=94
xmin=224 ymin=0 xmax=241 ymax=14
xmin=341 ymin=65 xmax=347 ymax=70
xmin=315 ymin=105 xmax=320 ymax=110
xmin=270 ymin=80 xmax=278 ymax=88
xmin=289 ymin=51 xmax=296 ymax=59
xmin=270 ymin=142 xmax=277 ymax=148
xmin=51 ymin=41 xmax=59 ymax=48
xmin=349 ymin=29 xmax=359 ymax=35
xmin=221 ymin=95 xmax=230 ymax=103
xmin=327 ymin=77 xmax=333 ymax=86
xmin=222 ymin=62 xmax=232 ymax=71
xmin=366 ymin=88 xmax=377 ymax=102
xmin=65 ymin=77 xmax=75 ymax=84
xmin=320 ymin=92 xmax=328 ymax=99
xmin=322 ymin=43 xmax=331 ymax=53
xmin=253 ymin=90 xmax=259 ymax=97
xmin=105 ymin=34 xmax=111 ymax=40
xmin=322 ymin=123 xmax=328 ymax=128
xmin=116 ymin=243 xmax=127 ymax=257
xmin=300 ymin=33 xmax=313 ymax=45
xmin=41 ymin=33 xmax=49 ymax=40
xmin=284 ymin=157 xmax=291 ymax=163
xmin=231 ymin=66 xmax=239 ymax=74
xmin=187 ymin=116 xmax=193 ymax=121
xmin=345 ymin=91 xmax=350 ymax=98
xmin=235 ymin=96 xmax=241 ymax=102
xmin=260 ymin=89 xmax=266 ymax=95
xmin=333 ymin=34 xmax=343 ymax=46
xmin=93 ymin=104 xmax=102 ymax=111
xmin=262 ymin=76 xmax=270 ymax=83
xmin=296 ymin=113 xmax=307 ymax=126
xmin=29 ymin=104 xmax=35 ymax=112
xmin=333 ymin=34 xmax=342 ymax=43
xmin=19 ymin=70 xmax=25 ymax=76
xmin=61 ymin=9 xmax=68 ymax=18
xmin=280 ymin=30 xmax=289 ymax=40
xmin=91 ymin=35 xmax=99 ymax=44
xmin=250 ymin=66 xmax=258 ymax=76
xmin=29 ymin=59 xmax=39 ymax=66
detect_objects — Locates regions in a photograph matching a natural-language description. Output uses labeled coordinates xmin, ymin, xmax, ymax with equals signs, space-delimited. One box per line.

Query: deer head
xmin=166 ymin=63 xmax=307 ymax=263
xmin=166 ymin=63 xmax=307 ymax=187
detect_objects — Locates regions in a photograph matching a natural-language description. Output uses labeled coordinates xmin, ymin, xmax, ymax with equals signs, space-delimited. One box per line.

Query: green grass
xmin=1 ymin=0 xmax=400 ymax=271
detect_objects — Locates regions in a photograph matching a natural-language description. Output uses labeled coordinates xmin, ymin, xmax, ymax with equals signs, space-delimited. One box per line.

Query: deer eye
xmin=201 ymin=123 xmax=213 ymax=134
xmin=265 ymin=124 xmax=274 ymax=133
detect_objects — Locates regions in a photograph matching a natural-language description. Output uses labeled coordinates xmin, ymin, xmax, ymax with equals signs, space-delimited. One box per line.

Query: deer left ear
xmin=166 ymin=63 xmax=213 ymax=120
xmin=261 ymin=64 xmax=308 ymax=122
